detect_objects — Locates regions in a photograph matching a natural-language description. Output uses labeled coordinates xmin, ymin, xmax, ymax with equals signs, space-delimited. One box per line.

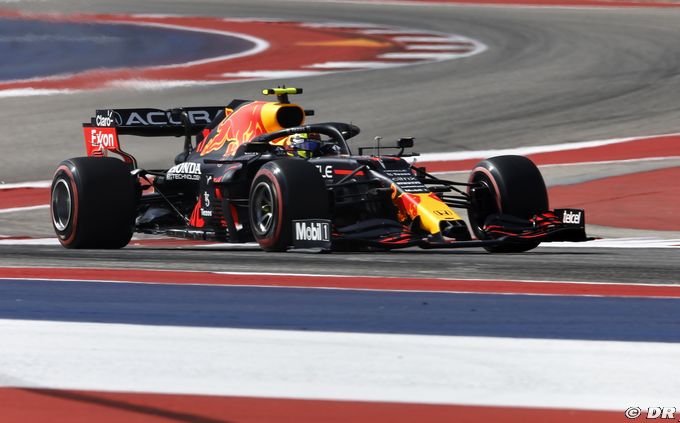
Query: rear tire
xmin=467 ymin=155 xmax=548 ymax=253
xmin=51 ymin=157 xmax=137 ymax=248
xmin=249 ymin=159 xmax=329 ymax=252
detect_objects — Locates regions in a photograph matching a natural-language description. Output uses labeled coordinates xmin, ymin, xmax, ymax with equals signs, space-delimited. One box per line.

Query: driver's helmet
xmin=284 ymin=133 xmax=321 ymax=158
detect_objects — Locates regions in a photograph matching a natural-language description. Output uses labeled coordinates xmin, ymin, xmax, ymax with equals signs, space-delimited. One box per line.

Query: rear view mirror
xmin=398 ymin=137 xmax=414 ymax=148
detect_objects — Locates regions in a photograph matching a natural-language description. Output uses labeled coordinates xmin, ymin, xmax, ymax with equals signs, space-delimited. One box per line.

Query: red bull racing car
xmin=50 ymin=88 xmax=588 ymax=252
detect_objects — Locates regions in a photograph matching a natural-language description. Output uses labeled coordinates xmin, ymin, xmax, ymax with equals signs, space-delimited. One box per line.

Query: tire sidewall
xmin=50 ymin=157 xmax=137 ymax=249
xmin=250 ymin=168 xmax=285 ymax=250
xmin=467 ymin=155 xmax=547 ymax=252
xmin=249 ymin=159 xmax=329 ymax=252
xmin=467 ymin=167 xmax=499 ymax=240
xmin=51 ymin=164 xmax=80 ymax=245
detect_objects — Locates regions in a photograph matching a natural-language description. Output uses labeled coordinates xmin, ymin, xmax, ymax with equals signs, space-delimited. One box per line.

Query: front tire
xmin=249 ymin=159 xmax=329 ymax=252
xmin=51 ymin=157 xmax=137 ymax=248
xmin=467 ymin=155 xmax=548 ymax=253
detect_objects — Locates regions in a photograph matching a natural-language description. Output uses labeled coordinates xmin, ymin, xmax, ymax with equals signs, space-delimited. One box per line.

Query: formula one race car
xmin=50 ymin=88 xmax=588 ymax=252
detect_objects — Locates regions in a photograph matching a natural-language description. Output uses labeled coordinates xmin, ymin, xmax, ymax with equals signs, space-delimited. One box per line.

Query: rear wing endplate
xmin=82 ymin=106 xmax=227 ymax=168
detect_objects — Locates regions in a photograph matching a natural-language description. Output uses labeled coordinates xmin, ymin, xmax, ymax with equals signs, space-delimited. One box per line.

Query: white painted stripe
xmin=359 ymin=28 xmax=435 ymax=35
xmin=109 ymin=79 xmax=229 ymax=90
xmin=223 ymin=17 xmax=291 ymax=23
xmin=0 ymin=88 xmax=74 ymax=98
xmin=0 ymin=236 xmax=59 ymax=245
xmin=429 ymin=156 xmax=680 ymax=176
xmin=539 ymin=155 xmax=680 ymax=169
xmin=0 ymin=205 xmax=49 ymax=215
xmin=2 ymin=319 xmax=679 ymax=410
xmin=542 ymin=238 xmax=680 ymax=249
xmin=220 ymin=70 xmax=327 ymax=79
xmin=303 ymin=0 xmax=626 ymax=10
xmin=299 ymin=22 xmax=383 ymax=28
xmin=213 ymin=271 xmax=356 ymax=278
xmin=129 ymin=13 xmax=182 ymax=18
xmin=0 ymin=237 xmax=259 ymax=247
xmin=378 ymin=52 xmax=471 ymax=60
xmin=307 ymin=61 xmax=407 ymax=69
xmin=190 ymin=242 xmax=261 ymax=249
xmin=392 ymin=36 xmax=469 ymax=43
xmin=0 ymin=180 xmax=51 ymax=189
xmin=405 ymin=44 xmax=472 ymax=50
xmin=203 ymin=238 xmax=679 ymax=250
xmin=412 ymin=132 xmax=680 ymax=163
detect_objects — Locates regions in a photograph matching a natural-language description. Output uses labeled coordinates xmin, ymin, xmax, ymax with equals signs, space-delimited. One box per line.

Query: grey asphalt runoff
xmin=1 ymin=0 xmax=679 ymax=285
xmin=1 ymin=243 xmax=678 ymax=284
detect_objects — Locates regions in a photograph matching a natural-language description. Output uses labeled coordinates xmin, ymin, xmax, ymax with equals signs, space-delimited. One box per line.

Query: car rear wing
xmin=82 ymin=106 xmax=228 ymax=168
xmin=84 ymin=107 xmax=227 ymax=137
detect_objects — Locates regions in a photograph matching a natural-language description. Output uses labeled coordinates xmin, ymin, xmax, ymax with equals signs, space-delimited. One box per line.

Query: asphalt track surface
xmin=0 ymin=242 xmax=678 ymax=283
xmin=0 ymin=0 xmax=679 ymax=284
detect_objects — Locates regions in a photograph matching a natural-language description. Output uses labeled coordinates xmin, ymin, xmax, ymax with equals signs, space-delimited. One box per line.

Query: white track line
xmin=0 ymin=180 xmax=50 ymax=189
xmin=414 ymin=132 xmax=680 ymax=163
xmin=299 ymin=22 xmax=383 ymax=28
xmin=0 ymin=205 xmax=49 ymax=215
xmin=539 ymin=155 xmax=680 ymax=169
xmin=221 ymin=17 xmax=292 ymax=23
xmin=221 ymin=70 xmax=327 ymax=78
xmin=307 ymin=61 xmax=408 ymax=69
xmin=0 ymin=88 xmax=75 ymax=98
xmin=378 ymin=52 xmax=472 ymax=60
xmin=109 ymin=79 xmax=228 ymax=90
xmin=302 ymin=0 xmax=635 ymax=11
xmin=0 ymin=237 xmax=59 ymax=245
xmin=391 ymin=35 xmax=470 ymax=42
xmin=129 ymin=14 xmax=183 ymax=19
xmin=2 ymin=319 xmax=679 ymax=411
xmin=542 ymin=238 xmax=680 ymax=249
xmin=405 ymin=44 xmax=472 ymax=50
xmin=359 ymin=28 xmax=436 ymax=35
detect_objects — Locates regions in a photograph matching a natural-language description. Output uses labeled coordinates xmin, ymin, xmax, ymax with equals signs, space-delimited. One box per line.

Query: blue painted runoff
xmin=1 ymin=278 xmax=679 ymax=343
xmin=0 ymin=18 xmax=254 ymax=81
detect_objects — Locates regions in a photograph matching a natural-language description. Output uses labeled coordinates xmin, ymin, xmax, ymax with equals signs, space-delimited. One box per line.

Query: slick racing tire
xmin=51 ymin=157 xmax=137 ymax=249
xmin=249 ymin=159 xmax=330 ymax=252
xmin=467 ymin=155 xmax=548 ymax=253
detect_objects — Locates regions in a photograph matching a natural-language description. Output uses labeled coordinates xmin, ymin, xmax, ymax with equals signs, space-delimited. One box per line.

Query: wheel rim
xmin=252 ymin=181 xmax=275 ymax=235
xmin=469 ymin=174 xmax=498 ymax=236
xmin=52 ymin=178 xmax=72 ymax=231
